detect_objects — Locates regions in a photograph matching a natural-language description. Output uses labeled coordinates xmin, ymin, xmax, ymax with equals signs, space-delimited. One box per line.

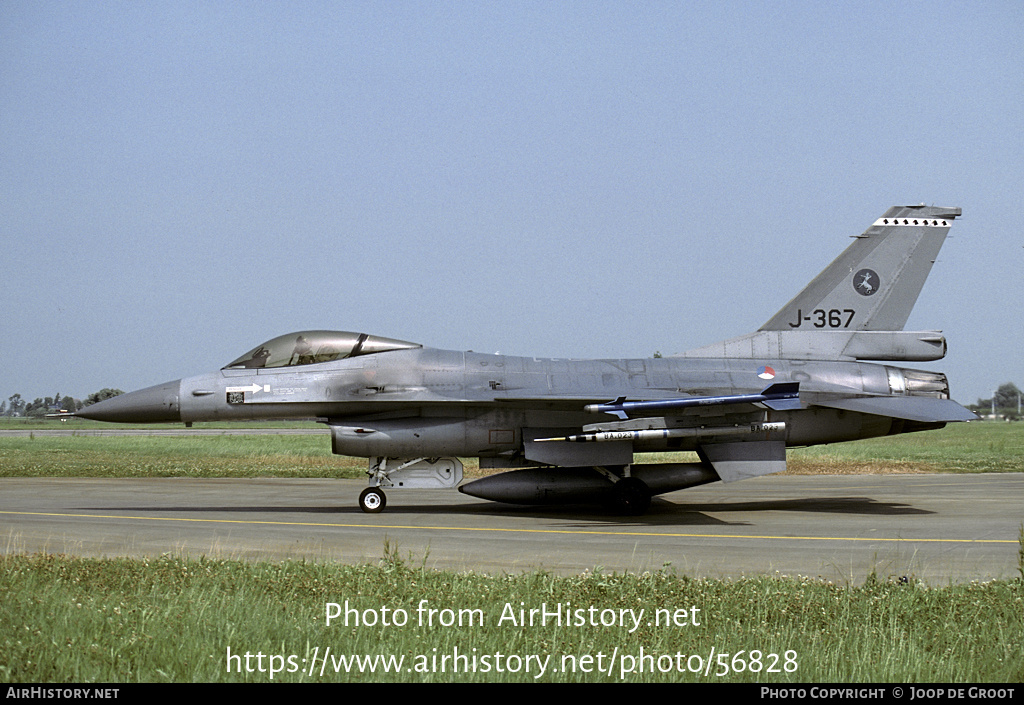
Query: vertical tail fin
xmin=760 ymin=205 xmax=961 ymax=332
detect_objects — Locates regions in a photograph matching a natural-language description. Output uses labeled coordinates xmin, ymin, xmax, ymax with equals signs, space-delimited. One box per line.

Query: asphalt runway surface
xmin=2 ymin=473 xmax=1021 ymax=584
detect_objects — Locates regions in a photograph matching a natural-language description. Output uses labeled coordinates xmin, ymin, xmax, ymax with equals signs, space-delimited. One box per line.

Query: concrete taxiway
xmin=1 ymin=474 xmax=1020 ymax=584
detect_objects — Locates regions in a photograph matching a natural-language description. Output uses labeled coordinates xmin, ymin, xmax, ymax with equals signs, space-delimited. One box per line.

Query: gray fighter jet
xmin=76 ymin=205 xmax=977 ymax=514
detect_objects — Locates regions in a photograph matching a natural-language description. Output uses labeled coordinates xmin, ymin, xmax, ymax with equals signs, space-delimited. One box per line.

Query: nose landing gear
xmin=359 ymin=487 xmax=386 ymax=513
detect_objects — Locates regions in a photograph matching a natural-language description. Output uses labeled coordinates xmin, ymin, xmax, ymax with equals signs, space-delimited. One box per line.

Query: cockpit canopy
xmin=223 ymin=331 xmax=421 ymax=369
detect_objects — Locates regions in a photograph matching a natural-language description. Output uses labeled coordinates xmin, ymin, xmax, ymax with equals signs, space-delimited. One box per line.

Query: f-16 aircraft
xmin=75 ymin=205 xmax=977 ymax=514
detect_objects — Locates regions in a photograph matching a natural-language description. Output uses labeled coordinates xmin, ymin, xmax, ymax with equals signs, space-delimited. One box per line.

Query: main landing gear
xmin=607 ymin=476 xmax=652 ymax=516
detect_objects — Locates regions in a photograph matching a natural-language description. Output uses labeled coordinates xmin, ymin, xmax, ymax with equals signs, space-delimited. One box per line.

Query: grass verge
xmin=1 ymin=422 xmax=1022 ymax=478
xmin=1 ymin=548 xmax=1021 ymax=683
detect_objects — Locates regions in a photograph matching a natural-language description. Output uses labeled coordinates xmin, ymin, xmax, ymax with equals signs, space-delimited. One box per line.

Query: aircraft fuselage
xmin=87 ymin=347 xmax=943 ymax=454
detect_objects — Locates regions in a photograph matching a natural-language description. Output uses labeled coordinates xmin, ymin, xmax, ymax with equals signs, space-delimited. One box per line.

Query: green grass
xmin=2 ymin=421 xmax=1021 ymax=478
xmin=0 ymin=418 xmax=325 ymax=431
xmin=1 ymin=550 xmax=1021 ymax=683
xmin=788 ymin=422 xmax=1024 ymax=474
xmin=640 ymin=421 xmax=1024 ymax=475
xmin=0 ymin=433 xmax=368 ymax=478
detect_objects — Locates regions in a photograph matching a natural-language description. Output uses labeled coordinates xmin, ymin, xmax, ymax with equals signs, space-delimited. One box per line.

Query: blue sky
xmin=2 ymin=1 xmax=1021 ymax=407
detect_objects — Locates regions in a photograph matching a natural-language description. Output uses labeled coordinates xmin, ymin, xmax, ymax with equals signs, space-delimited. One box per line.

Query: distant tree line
xmin=2 ymin=389 xmax=124 ymax=418
xmin=969 ymin=382 xmax=1022 ymax=420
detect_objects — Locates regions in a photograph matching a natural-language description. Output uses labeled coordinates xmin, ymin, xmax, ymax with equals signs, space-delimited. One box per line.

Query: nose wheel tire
xmin=359 ymin=487 xmax=387 ymax=513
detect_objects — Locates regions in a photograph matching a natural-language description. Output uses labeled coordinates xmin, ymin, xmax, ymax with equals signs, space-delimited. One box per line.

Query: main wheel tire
xmin=359 ymin=487 xmax=387 ymax=513
xmin=609 ymin=477 xmax=651 ymax=516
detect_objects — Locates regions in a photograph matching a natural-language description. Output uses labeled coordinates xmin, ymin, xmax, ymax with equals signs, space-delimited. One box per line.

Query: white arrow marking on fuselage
xmin=225 ymin=384 xmax=266 ymax=394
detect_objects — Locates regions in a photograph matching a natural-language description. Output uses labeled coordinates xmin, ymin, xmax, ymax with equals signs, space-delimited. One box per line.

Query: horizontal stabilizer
xmin=814 ymin=396 xmax=978 ymax=423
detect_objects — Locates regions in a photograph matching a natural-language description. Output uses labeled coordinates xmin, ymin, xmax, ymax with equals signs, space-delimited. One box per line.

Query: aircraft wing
xmin=501 ymin=383 xmax=801 ymax=419
xmin=812 ymin=396 xmax=978 ymax=423
xmin=582 ymin=383 xmax=801 ymax=419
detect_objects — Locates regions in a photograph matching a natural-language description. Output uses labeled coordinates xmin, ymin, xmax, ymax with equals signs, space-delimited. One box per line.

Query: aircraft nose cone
xmin=76 ymin=380 xmax=182 ymax=423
